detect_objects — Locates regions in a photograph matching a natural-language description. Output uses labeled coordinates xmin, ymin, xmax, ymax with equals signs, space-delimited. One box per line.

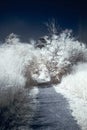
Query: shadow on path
xmin=30 ymin=85 xmax=81 ymax=130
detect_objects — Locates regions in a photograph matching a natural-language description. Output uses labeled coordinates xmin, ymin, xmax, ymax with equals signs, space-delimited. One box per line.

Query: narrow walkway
xmin=30 ymin=85 xmax=81 ymax=130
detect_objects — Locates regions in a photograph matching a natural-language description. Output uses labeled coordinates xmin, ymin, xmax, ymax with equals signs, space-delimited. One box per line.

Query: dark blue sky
xmin=0 ymin=0 xmax=87 ymax=41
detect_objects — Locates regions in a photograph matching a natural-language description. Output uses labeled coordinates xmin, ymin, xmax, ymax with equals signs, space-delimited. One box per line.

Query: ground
xmin=29 ymin=85 xmax=81 ymax=130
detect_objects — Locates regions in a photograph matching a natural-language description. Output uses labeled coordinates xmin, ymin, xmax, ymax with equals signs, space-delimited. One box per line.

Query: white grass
xmin=54 ymin=63 xmax=87 ymax=130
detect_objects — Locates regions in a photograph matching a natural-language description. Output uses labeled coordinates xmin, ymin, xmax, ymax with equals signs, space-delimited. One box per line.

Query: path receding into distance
xmin=30 ymin=85 xmax=81 ymax=130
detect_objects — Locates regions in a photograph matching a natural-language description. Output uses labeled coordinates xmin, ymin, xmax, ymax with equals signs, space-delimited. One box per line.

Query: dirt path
xmin=30 ymin=85 xmax=81 ymax=130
